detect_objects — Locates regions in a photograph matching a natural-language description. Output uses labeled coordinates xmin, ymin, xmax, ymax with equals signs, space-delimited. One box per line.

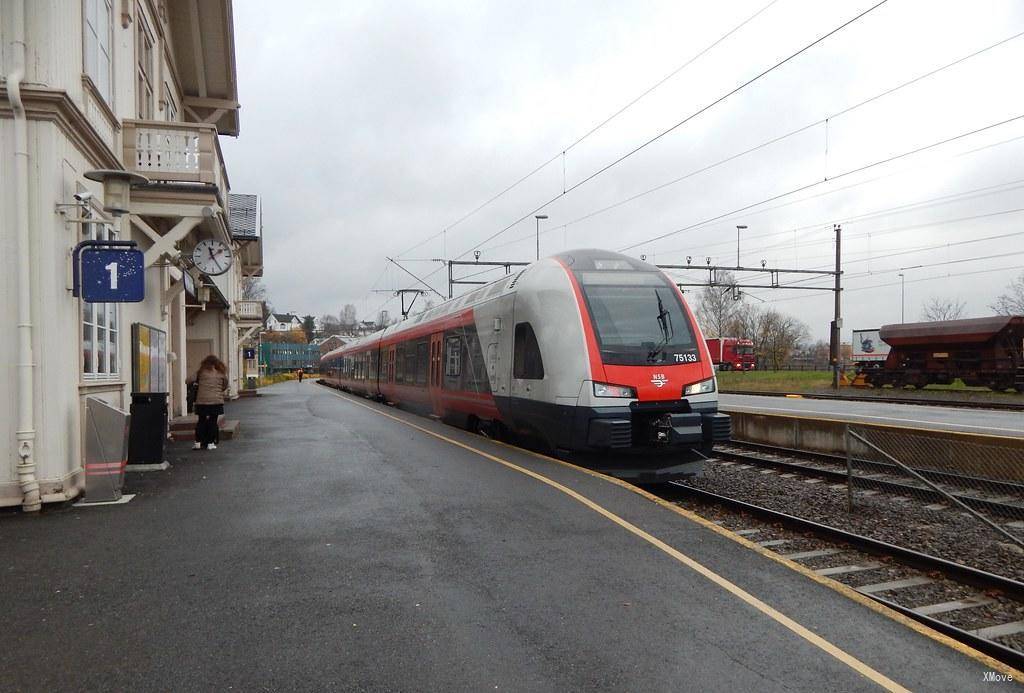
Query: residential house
xmin=266 ymin=313 xmax=302 ymax=332
xmin=313 ymin=335 xmax=345 ymax=356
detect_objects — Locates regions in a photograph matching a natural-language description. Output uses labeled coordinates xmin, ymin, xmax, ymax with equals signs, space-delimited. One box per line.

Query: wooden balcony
xmin=122 ymin=119 xmax=230 ymax=194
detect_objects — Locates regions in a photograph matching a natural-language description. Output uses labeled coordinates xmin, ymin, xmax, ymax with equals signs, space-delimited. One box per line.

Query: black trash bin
xmin=128 ymin=392 xmax=168 ymax=465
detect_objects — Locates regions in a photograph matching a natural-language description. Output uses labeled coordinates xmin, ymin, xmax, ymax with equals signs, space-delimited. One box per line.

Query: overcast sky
xmin=220 ymin=0 xmax=1024 ymax=339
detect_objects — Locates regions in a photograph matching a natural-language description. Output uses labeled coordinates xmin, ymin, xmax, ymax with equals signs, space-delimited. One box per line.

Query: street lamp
xmin=84 ymin=169 xmax=148 ymax=216
xmin=898 ymin=273 xmax=905 ymax=323
xmin=736 ymin=225 xmax=747 ymax=268
xmin=535 ymin=215 xmax=548 ymax=261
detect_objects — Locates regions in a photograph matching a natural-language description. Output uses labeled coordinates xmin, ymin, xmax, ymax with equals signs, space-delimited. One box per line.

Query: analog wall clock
xmin=192 ymin=238 xmax=233 ymax=276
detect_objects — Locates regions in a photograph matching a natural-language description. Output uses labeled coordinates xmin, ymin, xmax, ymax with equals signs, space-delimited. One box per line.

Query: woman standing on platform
xmin=192 ymin=355 xmax=228 ymax=451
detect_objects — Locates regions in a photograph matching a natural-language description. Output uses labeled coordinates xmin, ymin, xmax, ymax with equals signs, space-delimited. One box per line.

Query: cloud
xmin=221 ymin=0 xmax=1024 ymax=335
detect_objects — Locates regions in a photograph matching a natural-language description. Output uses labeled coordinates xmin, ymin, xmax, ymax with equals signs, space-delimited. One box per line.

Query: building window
xmin=163 ymin=83 xmax=178 ymax=122
xmin=136 ymin=7 xmax=155 ymax=119
xmin=83 ymin=0 xmax=114 ymax=103
xmin=81 ymin=212 xmax=120 ymax=379
xmin=513 ymin=322 xmax=544 ymax=380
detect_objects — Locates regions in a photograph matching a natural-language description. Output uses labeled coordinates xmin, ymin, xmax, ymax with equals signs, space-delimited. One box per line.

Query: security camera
xmin=73 ymin=191 xmax=94 ymax=203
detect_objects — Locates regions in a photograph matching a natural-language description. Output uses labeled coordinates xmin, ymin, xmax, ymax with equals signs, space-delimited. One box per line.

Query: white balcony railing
xmin=122 ymin=119 xmax=229 ymax=193
xmin=236 ymin=300 xmax=264 ymax=321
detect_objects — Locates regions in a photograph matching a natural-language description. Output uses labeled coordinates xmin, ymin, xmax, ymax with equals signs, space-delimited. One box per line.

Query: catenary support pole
xmin=832 ymin=224 xmax=842 ymax=390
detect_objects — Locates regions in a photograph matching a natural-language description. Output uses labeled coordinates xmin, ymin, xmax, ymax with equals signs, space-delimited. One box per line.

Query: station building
xmin=0 ymin=0 xmax=263 ymax=510
xmin=260 ymin=343 xmax=320 ymax=375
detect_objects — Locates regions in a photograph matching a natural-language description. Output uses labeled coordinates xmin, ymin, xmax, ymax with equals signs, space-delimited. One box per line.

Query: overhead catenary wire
xmin=478 ymin=28 xmax=1024 ymax=256
xmin=391 ymin=0 xmax=784 ymax=260
xmin=658 ymin=174 xmax=1024 ymax=261
xmin=617 ymin=113 xmax=1024 ymax=252
xmin=446 ymin=0 xmax=892 ymax=262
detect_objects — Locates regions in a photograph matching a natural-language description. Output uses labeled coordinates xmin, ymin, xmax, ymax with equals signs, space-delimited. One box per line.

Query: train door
xmin=428 ymin=332 xmax=444 ymax=415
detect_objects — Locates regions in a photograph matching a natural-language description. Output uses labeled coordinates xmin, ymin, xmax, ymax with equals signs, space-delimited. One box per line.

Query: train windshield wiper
xmin=647 ymin=289 xmax=674 ymax=362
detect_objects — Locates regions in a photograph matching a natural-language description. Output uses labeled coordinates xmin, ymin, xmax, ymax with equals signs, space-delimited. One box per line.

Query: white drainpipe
xmin=7 ymin=0 xmax=40 ymax=512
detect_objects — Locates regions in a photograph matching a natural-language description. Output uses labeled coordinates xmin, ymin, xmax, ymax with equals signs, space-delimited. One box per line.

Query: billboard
xmin=131 ymin=323 xmax=168 ymax=393
xmin=851 ymin=329 xmax=890 ymax=362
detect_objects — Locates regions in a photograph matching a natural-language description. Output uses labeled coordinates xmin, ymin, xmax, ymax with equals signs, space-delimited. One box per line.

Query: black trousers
xmin=194 ymin=404 xmax=224 ymax=447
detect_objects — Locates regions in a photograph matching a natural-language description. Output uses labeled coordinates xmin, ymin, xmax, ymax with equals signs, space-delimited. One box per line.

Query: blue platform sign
xmin=80 ymin=248 xmax=145 ymax=303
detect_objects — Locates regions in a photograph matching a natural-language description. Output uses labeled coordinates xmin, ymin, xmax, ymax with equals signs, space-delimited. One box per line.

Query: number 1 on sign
xmin=104 ymin=261 xmax=118 ymax=290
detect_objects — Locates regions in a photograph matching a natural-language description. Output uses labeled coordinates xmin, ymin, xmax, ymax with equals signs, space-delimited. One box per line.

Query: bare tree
xmin=920 ymin=296 xmax=966 ymax=322
xmin=320 ymin=314 xmax=342 ymax=335
xmin=262 ymin=329 xmax=307 ymax=344
xmin=694 ymin=271 xmax=740 ymax=338
xmin=339 ymin=304 xmax=358 ymax=327
xmin=990 ymin=272 xmax=1024 ymax=316
xmin=758 ymin=309 xmax=809 ymax=370
xmin=241 ymin=276 xmax=267 ymax=301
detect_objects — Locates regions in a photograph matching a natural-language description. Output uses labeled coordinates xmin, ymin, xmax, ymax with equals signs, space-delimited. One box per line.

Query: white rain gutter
xmin=7 ymin=0 xmax=40 ymax=512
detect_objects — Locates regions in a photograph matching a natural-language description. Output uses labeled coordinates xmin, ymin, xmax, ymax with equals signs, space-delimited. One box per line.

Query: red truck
xmin=705 ymin=337 xmax=755 ymax=371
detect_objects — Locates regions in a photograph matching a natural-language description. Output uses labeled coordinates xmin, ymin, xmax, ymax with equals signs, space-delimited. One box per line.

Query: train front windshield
xmin=576 ymin=270 xmax=699 ymax=366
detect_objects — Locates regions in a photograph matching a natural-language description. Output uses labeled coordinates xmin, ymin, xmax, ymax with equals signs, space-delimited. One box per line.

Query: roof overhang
xmin=167 ymin=0 xmax=240 ymax=136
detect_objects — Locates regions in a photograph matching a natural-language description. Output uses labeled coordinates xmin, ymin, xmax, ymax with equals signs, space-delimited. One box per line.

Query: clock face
xmin=192 ymin=239 xmax=233 ymax=276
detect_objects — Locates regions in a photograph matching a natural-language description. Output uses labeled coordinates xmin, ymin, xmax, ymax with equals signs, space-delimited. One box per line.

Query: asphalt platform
xmin=0 ymin=380 xmax=1013 ymax=691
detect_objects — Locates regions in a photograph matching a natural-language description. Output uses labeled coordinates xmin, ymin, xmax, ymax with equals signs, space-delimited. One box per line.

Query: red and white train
xmin=320 ymin=249 xmax=731 ymax=482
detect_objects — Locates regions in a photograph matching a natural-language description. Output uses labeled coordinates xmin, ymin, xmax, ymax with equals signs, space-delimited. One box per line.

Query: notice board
xmin=131 ymin=323 xmax=168 ymax=393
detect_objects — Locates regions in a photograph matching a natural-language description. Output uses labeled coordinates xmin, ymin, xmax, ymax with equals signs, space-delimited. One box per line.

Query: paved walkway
xmin=0 ymin=380 xmax=1013 ymax=691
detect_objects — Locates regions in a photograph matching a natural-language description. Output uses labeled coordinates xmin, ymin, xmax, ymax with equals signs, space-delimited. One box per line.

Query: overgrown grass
xmin=716 ymin=370 xmax=832 ymax=392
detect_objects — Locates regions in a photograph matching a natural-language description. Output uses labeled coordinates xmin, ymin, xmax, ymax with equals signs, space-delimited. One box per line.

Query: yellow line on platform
xmin=320 ymin=387 xmax=914 ymax=691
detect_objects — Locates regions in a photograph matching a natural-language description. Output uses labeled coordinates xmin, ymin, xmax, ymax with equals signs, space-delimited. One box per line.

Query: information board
xmin=81 ymin=248 xmax=145 ymax=302
xmin=132 ymin=323 xmax=168 ymax=393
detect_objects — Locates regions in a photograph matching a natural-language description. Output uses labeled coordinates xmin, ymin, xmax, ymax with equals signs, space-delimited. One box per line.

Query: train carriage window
xmin=445 ymin=337 xmax=462 ymax=377
xmin=404 ymin=343 xmax=417 ymax=384
xmin=415 ymin=340 xmax=429 ymax=386
xmin=395 ymin=345 xmax=406 ymax=383
xmin=513 ymin=322 xmax=545 ymax=380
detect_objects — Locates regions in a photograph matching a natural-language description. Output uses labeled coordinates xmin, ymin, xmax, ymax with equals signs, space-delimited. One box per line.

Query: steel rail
xmin=715 ymin=450 xmax=1024 ymax=519
xmin=726 ymin=441 xmax=1024 ymax=498
xmin=664 ymin=484 xmax=1024 ymax=601
xmin=665 ymin=484 xmax=1024 ymax=669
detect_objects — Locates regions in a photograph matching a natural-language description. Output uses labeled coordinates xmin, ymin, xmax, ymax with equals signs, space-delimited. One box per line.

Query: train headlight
xmin=683 ymin=378 xmax=716 ymax=396
xmin=593 ymin=382 xmax=636 ymax=398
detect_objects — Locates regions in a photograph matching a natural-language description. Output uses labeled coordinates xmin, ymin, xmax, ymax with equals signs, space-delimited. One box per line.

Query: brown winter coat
xmin=194 ymin=368 xmax=228 ymax=405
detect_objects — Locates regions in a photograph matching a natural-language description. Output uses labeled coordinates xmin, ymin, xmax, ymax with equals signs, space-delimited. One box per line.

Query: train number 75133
xmin=673 ymin=353 xmax=698 ymax=363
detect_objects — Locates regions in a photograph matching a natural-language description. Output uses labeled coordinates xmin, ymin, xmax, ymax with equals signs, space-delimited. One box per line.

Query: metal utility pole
xmin=898 ymin=272 xmax=905 ymax=323
xmin=831 ymin=224 xmax=842 ymax=390
xmin=736 ymin=225 xmax=747 ymax=267
xmin=535 ymin=215 xmax=548 ymax=261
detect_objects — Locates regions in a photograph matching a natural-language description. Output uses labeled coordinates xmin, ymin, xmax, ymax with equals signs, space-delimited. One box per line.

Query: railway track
xmin=721 ymin=389 xmax=1024 ymax=411
xmin=716 ymin=443 xmax=1024 ymax=520
xmin=659 ymin=483 xmax=1024 ymax=670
